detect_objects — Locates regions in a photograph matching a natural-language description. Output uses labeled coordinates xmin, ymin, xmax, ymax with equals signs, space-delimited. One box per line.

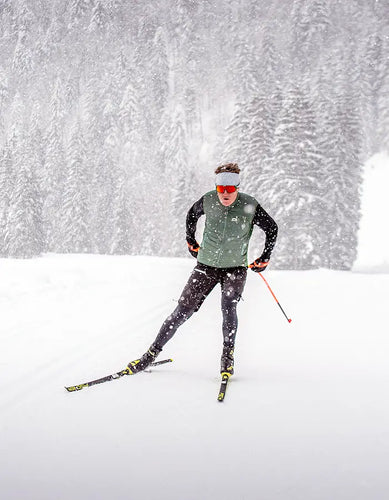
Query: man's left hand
xmin=249 ymin=258 xmax=269 ymax=273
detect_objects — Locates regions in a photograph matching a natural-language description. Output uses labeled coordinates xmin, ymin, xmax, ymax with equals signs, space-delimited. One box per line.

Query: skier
xmin=125 ymin=163 xmax=278 ymax=377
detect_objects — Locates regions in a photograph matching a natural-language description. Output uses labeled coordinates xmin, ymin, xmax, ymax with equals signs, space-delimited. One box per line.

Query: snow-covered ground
xmin=1 ymin=254 xmax=389 ymax=500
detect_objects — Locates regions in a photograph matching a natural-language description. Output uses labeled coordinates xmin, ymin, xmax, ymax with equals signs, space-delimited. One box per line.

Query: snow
xmin=354 ymin=153 xmax=389 ymax=273
xmin=1 ymin=254 xmax=389 ymax=500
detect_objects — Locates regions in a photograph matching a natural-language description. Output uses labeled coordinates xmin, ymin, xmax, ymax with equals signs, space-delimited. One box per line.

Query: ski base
xmin=217 ymin=372 xmax=231 ymax=402
xmin=65 ymin=358 xmax=173 ymax=392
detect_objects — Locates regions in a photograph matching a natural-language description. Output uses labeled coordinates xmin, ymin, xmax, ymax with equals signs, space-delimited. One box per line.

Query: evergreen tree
xmin=12 ymin=29 xmax=33 ymax=79
xmin=43 ymin=78 xmax=66 ymax=251
xmin=257 ymin=27 xmax=280 ymax=94
xmin=110 ymin=171 xmax=132 ymax=255
xmin=68 ymin=0 xmax=90 ymax=27
xmin=119 ymin=79 xmax=140 ymax=141
xmin=0 ymin=68 xmax=9 ymax=135
xmin=89 ymin=0 xmax=108 ymax=33
xmin=29 ymin=101 xmax=45 ymax=215
xmin=0 ymin=139 xmax=14 ymax=256
xmin=89 ymin=148 xmax=115 ymax=254
xmin=361 ymin=32 xmax=387 ymax=155
xmin=160 ymin=109 xmax=190 ymax=256
xmin=222 ymin=103 xmax=251 ymax=171
xmin=303 ymin=0 xmax=331 ymax=49
xmin=61 ymin=121 xmax=90 ymax=253
xmin=38 ymin=13 xmax=66 ymax=70
xmin=271 ymin=84 xmax=322 ymax=269
xmin=149 ymin=26 xmax=169 ymax=116
xmin=7 ymin=134 xmax=43 ymax=258
xmin=8 ymin=91 xmax=26 ymax=136
xmin=242 ymin=95 xmax=276 ymax=198
xmin=378 ymin=65 xmax=389 ymax=153
xmin=321 ymin=92 xmax=363 ymax=269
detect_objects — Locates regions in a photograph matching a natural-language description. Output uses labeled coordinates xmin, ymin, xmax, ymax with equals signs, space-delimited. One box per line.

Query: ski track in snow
xmin=1 ymin=255 xmax=389 ymax=500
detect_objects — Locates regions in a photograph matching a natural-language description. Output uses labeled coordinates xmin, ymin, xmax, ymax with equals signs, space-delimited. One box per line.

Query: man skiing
xmin=125 ymin=163 xmax=278 ymax=378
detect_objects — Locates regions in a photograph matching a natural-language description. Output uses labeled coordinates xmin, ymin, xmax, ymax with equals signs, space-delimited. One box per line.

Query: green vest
xmin=197 ymin=191 xmax=258 ymax=268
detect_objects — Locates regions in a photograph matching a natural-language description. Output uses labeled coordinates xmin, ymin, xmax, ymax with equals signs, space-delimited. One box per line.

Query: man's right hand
xmin=187 ymin=241 xmax=200 ymax=258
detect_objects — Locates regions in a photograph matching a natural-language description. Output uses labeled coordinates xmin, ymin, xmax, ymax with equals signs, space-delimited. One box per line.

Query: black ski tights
xmin=154 ymin=263 xmax=247 ymax=349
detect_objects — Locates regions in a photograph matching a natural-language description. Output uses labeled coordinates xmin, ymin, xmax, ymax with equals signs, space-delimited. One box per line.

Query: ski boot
xmin=220 ymin=345 xmax=234 ymax=376
xmin=124 ymin=343 xmax=162 ymax=375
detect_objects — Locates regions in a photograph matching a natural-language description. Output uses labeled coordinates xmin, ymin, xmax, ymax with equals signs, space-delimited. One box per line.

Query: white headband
xmin=215 ymin=172 xmax=240 ymax=186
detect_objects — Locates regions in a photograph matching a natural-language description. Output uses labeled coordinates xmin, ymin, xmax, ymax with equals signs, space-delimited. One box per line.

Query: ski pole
xmin=252 ymin=271 xmax=292 ymax=323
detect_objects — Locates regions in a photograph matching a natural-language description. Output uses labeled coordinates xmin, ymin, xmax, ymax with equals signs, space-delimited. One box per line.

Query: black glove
xmin=249 ymin=258 xmax=269 ymax=273
xmin=187 ymin=240 xmax=200 ymax=258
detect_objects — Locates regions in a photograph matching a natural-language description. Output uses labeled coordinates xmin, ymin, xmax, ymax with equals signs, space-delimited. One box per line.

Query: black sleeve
xmin=253 ymin=204 xmax=278 ymax=260
xmin=186 ymin=197 xmax=204 ymax=245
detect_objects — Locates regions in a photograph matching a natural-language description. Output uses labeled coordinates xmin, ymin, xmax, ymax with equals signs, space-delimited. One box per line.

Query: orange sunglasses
xmin=216 ymin=185 xmax=237 ymax=194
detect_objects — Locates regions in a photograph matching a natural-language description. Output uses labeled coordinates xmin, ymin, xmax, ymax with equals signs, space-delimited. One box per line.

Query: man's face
xmin=216 ymin=186 xmax=238 ymax=206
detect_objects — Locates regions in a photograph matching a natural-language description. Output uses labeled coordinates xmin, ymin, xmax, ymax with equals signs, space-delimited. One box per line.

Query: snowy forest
xmin=0 ymin=0 xmax=388 ymax=269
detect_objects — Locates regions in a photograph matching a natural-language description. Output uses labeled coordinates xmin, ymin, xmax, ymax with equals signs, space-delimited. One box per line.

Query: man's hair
xmin=215 ymin=163 xmax=240 ymax=175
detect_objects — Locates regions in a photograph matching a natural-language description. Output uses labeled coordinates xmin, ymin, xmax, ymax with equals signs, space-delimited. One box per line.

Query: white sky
xmin=354 ymin=152 xmax=389 ymax=272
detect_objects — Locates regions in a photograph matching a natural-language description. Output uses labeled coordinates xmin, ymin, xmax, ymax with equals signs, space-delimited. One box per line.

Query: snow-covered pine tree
xmin=222 ymin=104 xmax=251 ymax=173
xmin=10 ymin=0 xmax=35 ymax=73
xmin=12 ymin=29 xmax=33 ymax=79
xmin=60 ymin=120 xmax=90 ymax=253
xmin=149 ymin=26 xmax=169 ymax=117
xmin=7 ymin=133 xmax=43 ymax=258
xmin=321 ymin=93 xmax=363 ymax=270
xmin=42 ymin=77 xmax=66 ymax=251
xmin=160 ymin=108 xmax=190 ymax=257
xmin=302 ymin=0 xmax=331 ymax=51
xmin=360 ymin=32 xmax=387 ymax=156
xmin=117 ymin=76 xmax=152 ymax=253
xmin=68 ymin=0 xmax=90 ymax=28
xmin=0 ymin=68 xmax=9 ymax=136
xmin=378 ymin=64 xmax=389 ymax=153
xmin=82 ymin=73 xmax=107 ymax=253
xmin=39 ymin=9 xmax=67 ymax=68
xmin=119 ymin=79 xmax=141 ymax=144
xmin=233 ymin=38 xmax=261 ymax=104
xmin=88 ymin=0 xmax=108 ymax=34
xmin=243 ymin=95 xmax=276 ymax=197
xmin=65 ymin=72 xmax=81 ymax=112
xmin=29 ymin=101 xmax=45 ymax=209
xmin=316 ymin=43 xmax=364 ymax=269
xmin=271 ymin=84 xmax=322 ymax=269
xmin=109 ymin=171 xmax=132 ymax=255
xmin=257 ymin=27 xmax=280 ymax=95
xmin=0 ymin=138 xmax=14 ymax=256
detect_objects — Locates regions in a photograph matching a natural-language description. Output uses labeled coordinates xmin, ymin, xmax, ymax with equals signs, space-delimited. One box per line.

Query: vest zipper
xmin=217 ymin=206 xmax=229 ymax=266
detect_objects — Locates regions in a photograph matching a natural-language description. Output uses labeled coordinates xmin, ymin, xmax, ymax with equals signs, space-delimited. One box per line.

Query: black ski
xmin=65 ymin=358 xmax=173 ymax=392
xmin=217 ymin=373 xmax=231 ymax=402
